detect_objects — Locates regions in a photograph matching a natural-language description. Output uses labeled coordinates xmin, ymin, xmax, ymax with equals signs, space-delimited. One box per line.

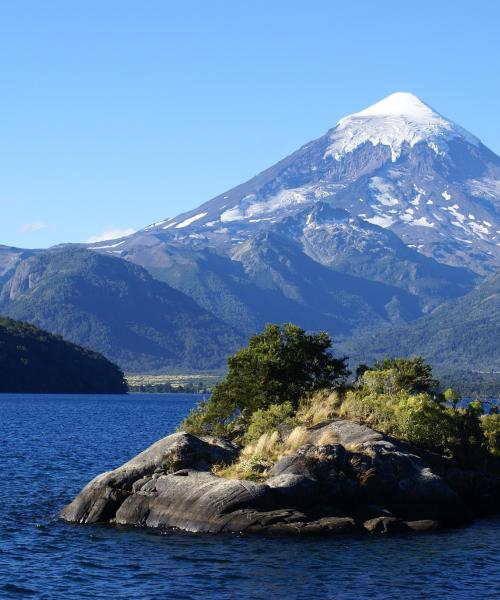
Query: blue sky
xmin=1 ymin=0 xmax=499 ymax=248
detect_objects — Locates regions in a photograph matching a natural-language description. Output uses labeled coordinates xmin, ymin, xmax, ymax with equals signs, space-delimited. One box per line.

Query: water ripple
xmin=1 ymin=393 xmax=499 ymax=599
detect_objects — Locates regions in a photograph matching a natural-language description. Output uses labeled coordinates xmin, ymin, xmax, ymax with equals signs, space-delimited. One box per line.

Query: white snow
xmin=324 ymin=92 xmax=479 ymax=162
xmin=369 ymin=177 xmax=400 ymax=206
xmin=469 ymin=222 xmax=490 ymax=236
xmin=442 ymin=191 xmax=451 ymax=201
xmin=220 ymin=206 xmax=243 ymax=222
xmin=221 ymin=188 xmax=308 ymax=222
xmin=365 ymin=215 xmax=395 ymax=228
xmin=205 ymin=220 xmax=217 ymax=227
xmin=442 ymin=205 xmax=466 ymax=224
xmin=144 ymin=218 xmax=170 ymax=231
xmin=90 ymin=240 xmax=126 ymax=250
xmin=411 ymin=217 xmax=435 ymax=228
xmin=175 ymin=212 xmax=207 ymax=228
xmin=426 ymin=199 xmax=433 ymax=205
xmin=163 ymin=222 xmax=177 ymax=229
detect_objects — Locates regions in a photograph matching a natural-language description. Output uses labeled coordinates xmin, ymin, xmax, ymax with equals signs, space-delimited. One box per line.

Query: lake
xmin=1 ymin=393 xmax=499 ymax=599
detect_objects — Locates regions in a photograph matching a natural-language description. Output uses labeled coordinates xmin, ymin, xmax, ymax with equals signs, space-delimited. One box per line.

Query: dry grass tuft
xmin=214 ymin=425 xmax=312 ymax=481
xmin=316 ymin=428 xmax=339 ymax=446
xmin=283 ymin=425 xmax=309 ymax=453
xmin=297 ymin=390 xmax=342 ymax=426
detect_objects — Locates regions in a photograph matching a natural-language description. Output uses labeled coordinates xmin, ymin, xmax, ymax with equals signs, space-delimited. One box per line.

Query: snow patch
xmin=469 ymin=222 xmax=490 ymax=237
xmin=175 ymin=212 xmax=207 ymax=228
xmin=369 ymin=177 xmax=400 ymax=206
xmin=365 ymin=215 xmax=395 ymax=228
xmin=222 ymin=188 xmax=309 ymax=222
xmin=411 ymin=217 xmax=435 ymax=228
xmin=90 ymin=240 xmax=126 ymax=250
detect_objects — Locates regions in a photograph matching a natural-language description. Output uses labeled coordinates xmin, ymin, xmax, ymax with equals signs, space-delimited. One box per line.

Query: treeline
xmin=129 ymin=381 xmax=211 ymax=394
xmin=437 ymin=370 xmax=500 ymax=399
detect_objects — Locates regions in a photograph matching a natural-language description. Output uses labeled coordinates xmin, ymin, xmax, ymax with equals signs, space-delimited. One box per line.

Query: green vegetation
xmin=481 ymin=414 xmax=500 ymax=457
xmin=178 ymin=323 xmax=499 ymax=481
xmin=179 ymin=323 xmax=349 ymax=437
xmin=0 ymin=247 xmax=243 ymax=373
xmin=346 ymin=270 xmax=500 ymax=374
xmin=0 ymin=316 xmax=127 ymax=393
xmin=437 ymin=371 xmax=500 ymax=399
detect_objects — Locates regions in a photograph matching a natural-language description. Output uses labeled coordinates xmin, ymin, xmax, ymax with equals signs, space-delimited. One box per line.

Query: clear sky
xmin=1 ymin=0 xmax=499 ymax=248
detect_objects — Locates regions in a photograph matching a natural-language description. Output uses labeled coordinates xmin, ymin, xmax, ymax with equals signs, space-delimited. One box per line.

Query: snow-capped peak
xmin=341 ymin=92 xmax=438 ymax=121
xmin=325 ymin=92 xmax=479 ymax=162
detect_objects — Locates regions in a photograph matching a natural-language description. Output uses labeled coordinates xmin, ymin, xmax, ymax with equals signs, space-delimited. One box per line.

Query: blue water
xmin=1 ymin=394 xmax=499 ymax=600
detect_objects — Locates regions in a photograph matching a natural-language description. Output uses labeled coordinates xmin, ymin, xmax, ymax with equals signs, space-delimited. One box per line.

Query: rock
xmin=60 ymin=432 xmax=239 ymax=524
xmin=308 ymin=420 xmax=383 ymax=449
xmin=299 ymin=516 xmax=358 ymax=535
xmin=406 ymin=519 xmax=440 ymax=532
xmin=266 ymin=473 xmax=320 ymax=507
xmin=364 ymin=516 xmax=410 ymax=534
xmin=445 ymin=467 xmax=500 ymax=516
xmin=60 ymin=419 xmax=492 ymax=535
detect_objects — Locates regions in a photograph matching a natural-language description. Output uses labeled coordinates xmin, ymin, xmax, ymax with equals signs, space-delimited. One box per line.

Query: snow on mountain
xmin=324 ymin=92 xmax=479 ymax=162
xmin=97 ymin=92 xmax=500 ymax=274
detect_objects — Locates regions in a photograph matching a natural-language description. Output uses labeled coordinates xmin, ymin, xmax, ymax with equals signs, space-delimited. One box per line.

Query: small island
xmin=61 ymin=324 xmax=499 ymax=535
xmin=0 ymin=316 xmax=127 ymax=394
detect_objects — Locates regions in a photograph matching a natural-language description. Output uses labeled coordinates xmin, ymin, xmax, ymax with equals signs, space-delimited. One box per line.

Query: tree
xmin=180 ymin=323 xmax=349 ymax=437
xmin=444 ymin=387 xmax=462 ymax=409
xmin=372 ymin=356 xmax=439 ymax=395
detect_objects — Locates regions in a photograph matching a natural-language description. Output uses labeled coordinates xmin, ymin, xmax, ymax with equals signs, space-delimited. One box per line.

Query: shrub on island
xmin=180 ymin=323 xmax=499 ymax=480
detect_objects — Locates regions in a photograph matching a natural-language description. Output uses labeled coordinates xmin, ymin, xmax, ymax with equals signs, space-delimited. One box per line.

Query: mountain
xmin=0 ymin=245 xmax=35 ymax=287
xmin=81 ymin=92 xmax=495 ymax=346
xmin=267 ymin=202 xmax=477 ymax=311
xmin=344 ymin=270 xmax=500 ymax=372
xmin=97 ymin=231 xmax=427 ymax=339
xmin=0 ymin=248 xmax=243 ymax=372
xmin=102 ymin=92 xmax=499 ymax=276
xmin=0 ymin=316 xmax=127 ymax=393
xmin=3 ymin=92 xmax=498 ymax=374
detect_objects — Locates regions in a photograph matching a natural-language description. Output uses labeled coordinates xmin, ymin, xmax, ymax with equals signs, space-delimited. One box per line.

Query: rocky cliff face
xmin=60 ymin=420 xmax=500 ymax=535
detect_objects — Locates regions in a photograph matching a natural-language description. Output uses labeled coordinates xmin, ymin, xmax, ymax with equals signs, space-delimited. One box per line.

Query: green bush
xmin=392 ymin=394 xmax=458 ymax=455
xmin=179 ymin=323 xmax=349 ymax=437
xmin=341 ymin=388 xmax=488 ymax=459
xmin=245 ymin=401 xmax=297 ymax=444
xmin=371 ymin=356 xmax=439 ymax=394
xmin=481 ymin=413 xmax=500 ymax=457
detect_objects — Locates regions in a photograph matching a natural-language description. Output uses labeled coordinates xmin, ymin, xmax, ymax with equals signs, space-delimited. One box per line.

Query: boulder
xmin=60 ymin=419 xmax=486 ymax=535
xmin=364 ymin=516 xmax=410 ymax=534
xmin=406 ymin=519 xmax=440 ymax=532
xmin=60 ymin=432 xmax=239 ymax=524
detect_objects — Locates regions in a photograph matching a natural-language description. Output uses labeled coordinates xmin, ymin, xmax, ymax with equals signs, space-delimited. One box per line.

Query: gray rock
xmin=60 ymin=419 xmax=484 ymax=534
xmin=406 ymin=520 xmax=440 ymax=532
xmin=364 ymin=517 xmax=410 ymax=534
xmin=60 ymin=432 xmax=239 ymax=524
